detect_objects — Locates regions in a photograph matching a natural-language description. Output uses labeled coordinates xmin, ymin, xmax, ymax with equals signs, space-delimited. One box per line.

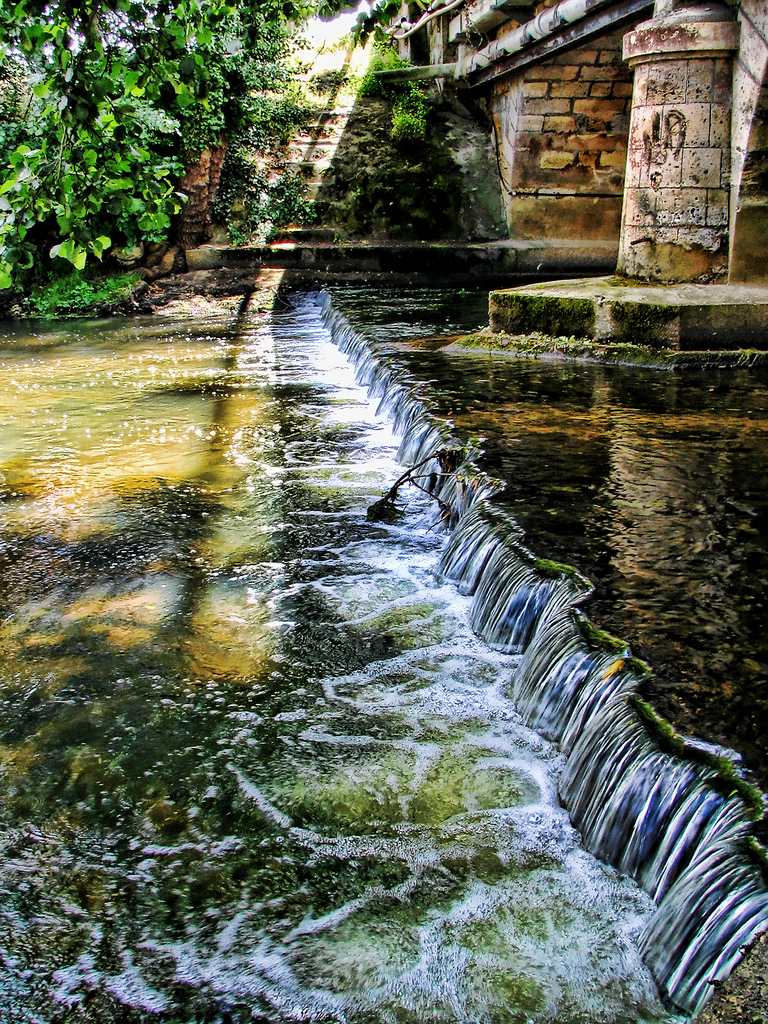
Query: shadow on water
xmin=0 ymin=288 xmax=677 ymax=1024
xmin=0 ymin=294 xmax=386 ymax=824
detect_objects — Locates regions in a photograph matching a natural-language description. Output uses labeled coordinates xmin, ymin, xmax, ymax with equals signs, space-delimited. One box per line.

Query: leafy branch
xmin=0 ymin=0 xmax=361 ymax=291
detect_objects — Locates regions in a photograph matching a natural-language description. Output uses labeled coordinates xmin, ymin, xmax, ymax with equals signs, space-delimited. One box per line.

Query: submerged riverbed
xmin=0 ymin=287 xmax=763 ymax=1022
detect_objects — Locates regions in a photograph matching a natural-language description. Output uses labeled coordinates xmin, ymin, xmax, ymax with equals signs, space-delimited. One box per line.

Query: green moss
xmin=744 ymin=836 xmax=768 ymax=883
xmin=610 ymin=301 xmax=681 ymax=348
xmin=148 ymin=798 xmax=189 ymax=835
xmin=470 ymin=847 xmax=509 ymax=884
xmin=410 ymin=754 xmax=534 ymax=826
xmin=607 ymin=274 xmax=662 ymax=287
xmin=454 ymin=330 xmax=498 ymax=349
xmin=625 ymin=657 xmax=653 ymax=677
xmin=630 ymin=694 xmax=691 ymax=758
xmin=454 ymin=331 xmax=592 ymax=356
xmin=490 ymin=293 xmax=596 ymax=339
xmin=69 ymin=867 xmax=106 ymax=911
xmin=533 ymin=558 xmax=582 ymax=581
xmin=630 ymin=695 xmax=765 ymax=819
xmin=451 ymin=332 xmax=768 ymax=371
xmin=487 ymin=971 xmax=546 ymax=1017
xmin=601 ymin=343 xmax=671 ymax=364
xmin=577 ymin=615 xmax=628 ymax=655
xmin=569 ymin=617 xmax=647 ymax=672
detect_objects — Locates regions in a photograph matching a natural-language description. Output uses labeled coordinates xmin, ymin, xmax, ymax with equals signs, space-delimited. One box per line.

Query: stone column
xmin=617 ymin=3 xmax=739 ymax=282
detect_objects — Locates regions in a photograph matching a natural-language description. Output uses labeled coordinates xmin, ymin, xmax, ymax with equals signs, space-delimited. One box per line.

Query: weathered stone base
xmin=490 ymin=276 xmax=768 ymax=349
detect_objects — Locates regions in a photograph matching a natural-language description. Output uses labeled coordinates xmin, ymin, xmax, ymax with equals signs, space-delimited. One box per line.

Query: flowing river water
xmin=0 ymin=287 xmax=765 ymax=1023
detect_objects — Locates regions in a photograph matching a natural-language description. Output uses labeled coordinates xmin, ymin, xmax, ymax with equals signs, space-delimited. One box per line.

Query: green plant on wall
xmin=391 ymin=90 xmax=427 ymax=142
xmin=213 ymin=77 xmax=319 ymax=243
xmin=357 ymin=43 xmax=428 ymax=142
xmin=311 ymin=38 xmax=464 ymax=242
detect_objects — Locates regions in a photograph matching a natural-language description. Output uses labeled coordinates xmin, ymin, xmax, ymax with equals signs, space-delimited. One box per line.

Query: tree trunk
xmin=177 ymin=135 xmax=228 ymax=249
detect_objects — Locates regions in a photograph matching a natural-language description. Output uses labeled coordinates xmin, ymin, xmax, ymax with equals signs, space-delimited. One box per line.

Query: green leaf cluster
xmin=214 ymin=151 xmax=317 ymax=245
xmin=24 ymin=267 xmax=141 ymax=318
xmin=0 ymin=0 xmax=361 ymax=292
xmin=350 ymin=0 xmax=404 ymax=45
xmin=356 ymin=43 xmax=411 ymax=99
xmin=357 ymin=43 xmax=429 ymax=143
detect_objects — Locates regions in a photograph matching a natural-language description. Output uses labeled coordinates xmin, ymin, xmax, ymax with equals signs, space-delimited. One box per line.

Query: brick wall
xmin=488 ymin=30 xmax=633 ymax=243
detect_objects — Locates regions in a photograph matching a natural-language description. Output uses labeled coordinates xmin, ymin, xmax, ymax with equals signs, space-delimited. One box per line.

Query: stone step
xmin=301 ymin=113 xmax=352 ymax=131
xmin=290 ymin=134 xmax=341 ymax=148
xmin=185 ymin=240 xmax=618 ymax=281
xmin=269 ymin=226 xmax=344 ymax=243
xmin=280 ymin=160 xmax=333 ymax=179
xmin=284 ymin=145 xmax=336 ymax=162
xmin=300 ymin=118 xmax=349 ymax=134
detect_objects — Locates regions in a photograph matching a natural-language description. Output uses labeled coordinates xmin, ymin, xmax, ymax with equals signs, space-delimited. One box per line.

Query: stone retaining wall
xmin=487 ymin=29 xmax=632 ymax=246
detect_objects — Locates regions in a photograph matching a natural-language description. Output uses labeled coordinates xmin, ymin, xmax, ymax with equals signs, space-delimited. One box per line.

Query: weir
xmin=320 ymin=289 xmax=768 ymax=1016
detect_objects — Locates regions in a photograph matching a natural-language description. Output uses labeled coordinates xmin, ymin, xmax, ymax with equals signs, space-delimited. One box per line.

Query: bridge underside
xmin=392 ymin=0 xmax=768 ymax=284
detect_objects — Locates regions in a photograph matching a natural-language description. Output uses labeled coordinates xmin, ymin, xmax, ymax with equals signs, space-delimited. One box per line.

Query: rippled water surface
xmin=0 ymin=294 xmax=673 ymax=1023
xmin=329 ymin=290 xmax=768 ymax=792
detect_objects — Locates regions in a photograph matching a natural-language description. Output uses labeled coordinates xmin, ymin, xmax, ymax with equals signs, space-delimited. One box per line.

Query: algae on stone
xmin=490 ymin=293 xmax=596 ymax=339
xmin=630 ymin=695 xmax=764 ymax=820
xmin=610 ymin=300 xmax=681 ymax=348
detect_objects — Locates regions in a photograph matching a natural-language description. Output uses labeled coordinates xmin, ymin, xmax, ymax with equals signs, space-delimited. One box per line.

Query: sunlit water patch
xmin=318 ymin=288 xmax=768 ymax=1018
xmin=0 ymin=297 xmax=674 ymax=1023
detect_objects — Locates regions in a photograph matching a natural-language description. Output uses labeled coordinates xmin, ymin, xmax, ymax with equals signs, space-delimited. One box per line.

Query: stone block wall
xmin=619 ymin=53 xmax=734 ymax=281
xmin=488 ymin=30 xmax=633 ymax=243
xmin=392 ymin=0 xmax=768 ymax=283
xmin=729 ymin=0 xmax=768 ymax=282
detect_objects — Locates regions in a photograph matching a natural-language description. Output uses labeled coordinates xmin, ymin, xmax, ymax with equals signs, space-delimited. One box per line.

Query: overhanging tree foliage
xmin=0 ymin=0 xmax=357 ymax=291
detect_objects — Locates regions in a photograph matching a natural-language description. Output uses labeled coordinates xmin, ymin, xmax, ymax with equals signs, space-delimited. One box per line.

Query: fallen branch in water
xmin=367 ymin=448 xmax=460 ymax=525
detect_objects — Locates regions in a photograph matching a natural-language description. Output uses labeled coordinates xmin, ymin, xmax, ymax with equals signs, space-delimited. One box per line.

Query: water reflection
xmin=0 ymin=296 xmax=670 ymax=1022
xmin=368 ymin=336 xmax=768 ymax=791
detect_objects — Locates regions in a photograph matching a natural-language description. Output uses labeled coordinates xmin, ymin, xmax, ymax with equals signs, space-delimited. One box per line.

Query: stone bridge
xmin=390 ymin=0 xmax=768 ymax=284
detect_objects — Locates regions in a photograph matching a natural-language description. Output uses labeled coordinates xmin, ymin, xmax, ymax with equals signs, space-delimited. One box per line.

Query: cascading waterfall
xmin=324 ymin=297 xmax=504 ymax=526
xmin=441 ymin=504 xmax=593 ymax=654
xmin=512 ymin=606 xmax=640 ymax=750
xmin=320 ymin=290 xmax=768 ymax=1016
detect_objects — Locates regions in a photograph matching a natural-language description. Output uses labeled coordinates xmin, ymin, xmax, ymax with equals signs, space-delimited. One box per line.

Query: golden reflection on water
xmin=0 ymin=339 xmax=265 ymax=533
xmin=0 ymin=314 xmax=282 ymax=704
xmin=0 ymin=299 xmax=677 ymax=1024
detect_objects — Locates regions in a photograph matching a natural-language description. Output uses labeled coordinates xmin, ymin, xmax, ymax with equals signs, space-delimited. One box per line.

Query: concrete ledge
xmin=184 ymin=239 xmax=618 ymax=282
xmin=489 ymin=276 xmax=768 ymax=349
